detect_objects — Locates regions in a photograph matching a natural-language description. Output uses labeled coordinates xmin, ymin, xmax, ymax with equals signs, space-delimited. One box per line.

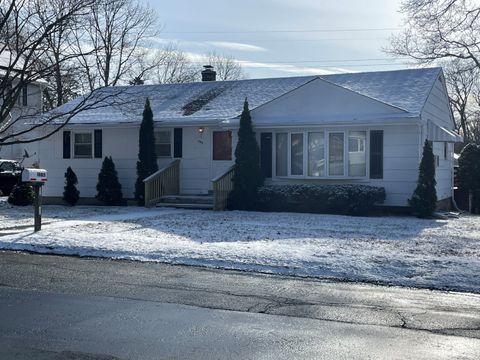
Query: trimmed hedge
xmin=257 ymin=184 xmax=386 ymax=216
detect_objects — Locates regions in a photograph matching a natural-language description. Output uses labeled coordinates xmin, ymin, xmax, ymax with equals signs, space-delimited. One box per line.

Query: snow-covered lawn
xmin=1 ymin=197 xmax=479 ymax=293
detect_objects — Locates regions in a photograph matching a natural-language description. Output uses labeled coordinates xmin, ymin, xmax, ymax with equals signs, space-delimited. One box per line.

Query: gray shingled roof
xmin=51 ymin=67 xmax=442 ymax=125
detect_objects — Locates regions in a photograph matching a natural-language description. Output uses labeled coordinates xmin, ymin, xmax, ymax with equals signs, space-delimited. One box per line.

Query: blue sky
xmin=151 ymin=0 xmax=406 ymax=78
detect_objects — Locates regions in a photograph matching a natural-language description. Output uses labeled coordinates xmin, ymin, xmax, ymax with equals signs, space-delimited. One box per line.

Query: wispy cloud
xmin=180 ymin=51 xmax=354 ymax=76
xmin=235 ymin=59 xmax=350 ymax=75
xmin=150 ymin=38 xmax=267 ymax=53
xmin=206 ymin=41 xmax=267 ymax=52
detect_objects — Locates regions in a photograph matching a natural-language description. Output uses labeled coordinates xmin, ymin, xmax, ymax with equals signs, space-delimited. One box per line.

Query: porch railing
xmin=143 ymin=159 xmax=180 ymax=207
xmin=212 ymin=165 xmax=235 ymax=211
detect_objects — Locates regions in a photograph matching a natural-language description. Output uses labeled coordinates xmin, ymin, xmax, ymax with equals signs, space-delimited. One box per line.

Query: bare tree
xmin=75 ymin=0 xmax=160 ymax=90
xmin=150 ymin=44 xmax=197 ymax=84
xmin=206 ymin=51 xmax=245 ymax=81
xmin=0 ymin=0 xmax=126 ymax=146
xmin=443 ymin=60 xmax=479 ymax=141
xmin=388 ymin=0 xmax=480 ymax=69
xmin=387 ymin=0 xmax=480 ymax=144
xmin=34 ymin=0 xmax=95 ymax=110
xmin=143 ymin=46 xmax=246 ymax=84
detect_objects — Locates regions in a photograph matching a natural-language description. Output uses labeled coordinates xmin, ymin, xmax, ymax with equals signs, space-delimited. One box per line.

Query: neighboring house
xmin=0 ymin=50 xmax=46 ymax=161
xmin=27 ymin=66 xmax=461 ymax=209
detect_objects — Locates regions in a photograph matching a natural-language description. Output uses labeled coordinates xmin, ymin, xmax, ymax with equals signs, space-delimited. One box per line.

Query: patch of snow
xmin=1 ymin=198 xmax=478 ymax=293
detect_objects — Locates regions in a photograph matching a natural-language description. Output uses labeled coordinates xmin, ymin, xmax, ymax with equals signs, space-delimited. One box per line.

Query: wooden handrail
xmin=212 ymin=165 xmax=235 ymax=211
xmin=143 ymin=159 xmax=180 ymax=207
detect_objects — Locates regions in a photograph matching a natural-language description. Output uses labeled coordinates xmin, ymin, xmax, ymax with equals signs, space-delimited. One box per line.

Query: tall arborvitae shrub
xmin=409 ymin=140 xmax=437 ymax=218
xmin=457 ymin=143 xmax=480 ymax=213
xmin=135 ymin=98 xmax=158 ymax=205
xmin=63 ymin=166 xmax=80 ymax=206
xmin=228 ymin=99 xmax=263 ymax=210
xmin=8 ymin=183 xmax=34 ymax=206
xmin=96 ymin=156 xmax=124 ymax=205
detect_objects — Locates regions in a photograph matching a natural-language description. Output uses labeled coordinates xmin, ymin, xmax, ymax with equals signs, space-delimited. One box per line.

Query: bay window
xmin=274 ymin=129 xmax=372 ymax=179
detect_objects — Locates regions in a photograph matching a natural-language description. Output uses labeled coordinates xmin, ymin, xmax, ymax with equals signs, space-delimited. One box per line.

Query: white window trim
xmin=72 ymin=131 xmax=93 ymax=159
xmin=154 ymin=129 xmax=173 ymax=158
xmin=273 ymin=129 xmax=370 ymax=180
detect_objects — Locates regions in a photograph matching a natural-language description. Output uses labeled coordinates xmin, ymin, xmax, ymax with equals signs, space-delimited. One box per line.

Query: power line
xmin=162 ymin=27 xmax=402 ymax=34
xmin=217 ymin=58 xmax=405 ymax=64
xmin=187 ymin=60 xmax=409 ymax=67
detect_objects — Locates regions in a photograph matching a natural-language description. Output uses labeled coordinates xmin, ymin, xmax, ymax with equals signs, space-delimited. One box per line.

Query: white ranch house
xmin=24 ymin=67 xmax=461 ymax=209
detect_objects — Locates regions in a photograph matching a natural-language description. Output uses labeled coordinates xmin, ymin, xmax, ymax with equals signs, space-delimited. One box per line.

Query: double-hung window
xmin=74 ymin=133 xmax=93 ymax=158
xmin=155 ymin=130 xmax=172 ymax=157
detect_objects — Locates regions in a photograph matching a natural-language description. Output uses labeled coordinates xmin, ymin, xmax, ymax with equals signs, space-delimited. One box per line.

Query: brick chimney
xmin=201 ymin=65 xmax=216 ymax=82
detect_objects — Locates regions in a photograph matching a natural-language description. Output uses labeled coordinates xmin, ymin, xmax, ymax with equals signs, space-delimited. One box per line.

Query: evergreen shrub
xmin=8 ymin=183 xmax=34 ymax=206
xmin=257 ymin=184 xmax=385 ymax=216
xmin=135 ymin=98 xmax=158 ymax=205
xmin=408 ymin=140 xmax=437 ymax=218
xmin=457 ymin=143 xmax=480 ymax=213
xmin=228 ymin=99 xmax=263 ymax=210
xmin=63 ymin=166 xmax=80 ymax=206
xmin=96 ymin=156 xmax=124 ymax=206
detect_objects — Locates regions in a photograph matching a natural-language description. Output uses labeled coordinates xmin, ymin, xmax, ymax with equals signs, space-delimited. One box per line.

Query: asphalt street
xmin=0 ymin=251 xmax=479 ymax=359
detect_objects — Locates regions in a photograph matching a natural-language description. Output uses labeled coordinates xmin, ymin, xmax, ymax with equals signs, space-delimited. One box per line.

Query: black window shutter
xmin=173 ymin=128 xmax=182 ymax=158
xmin=22 ymin=85 xmax=28 ymax=106
xmin=370 ymin=130 xmax=383 ymax=179
xmin=94 ymin=129 xmax=102 ymax=158
xmin=260 ymin=133 xmax=273 ymax=178
xmin=63 ymin=131 xmax=71 ymax=159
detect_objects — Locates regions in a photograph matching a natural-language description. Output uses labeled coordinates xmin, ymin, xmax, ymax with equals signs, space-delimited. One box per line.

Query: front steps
xmin=156 ymin=194 xmax=214 ymax=210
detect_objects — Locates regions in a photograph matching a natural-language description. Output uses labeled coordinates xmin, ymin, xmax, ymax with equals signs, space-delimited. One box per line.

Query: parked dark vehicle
xmin=0 ymin=160 xmax=22 ymax=196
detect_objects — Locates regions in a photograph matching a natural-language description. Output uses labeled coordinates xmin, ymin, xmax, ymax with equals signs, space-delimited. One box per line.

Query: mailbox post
xmin=22 ymin=168 xmax=47 ymax=232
